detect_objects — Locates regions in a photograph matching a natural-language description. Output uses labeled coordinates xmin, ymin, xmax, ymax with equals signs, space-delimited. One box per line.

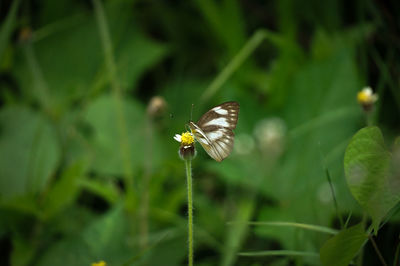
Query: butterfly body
xmin=188 ymin=101 xmax=239 ymax=162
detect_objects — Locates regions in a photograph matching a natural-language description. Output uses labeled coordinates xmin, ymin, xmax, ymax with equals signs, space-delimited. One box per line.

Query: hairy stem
xmin=185 ymin=159 xmax=194 ymax=266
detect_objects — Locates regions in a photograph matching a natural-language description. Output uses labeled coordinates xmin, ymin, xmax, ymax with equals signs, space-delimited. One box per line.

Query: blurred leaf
xmin=269 ymin=45 xmax=361 ymax=226
xmin=38 ymin=205 xmax=132 ymax=266
xmin=82 ymin=205 xmax=130 ymax=263
xmin=84 ymin=94 xmax=146 ymax=175
xmin=11 ymin=235 xmax=36 ymax=266
xmin=37 ymin=235 xmax=93 ymax=266
xmin=255 ymin=207 xmax=298 ymax=250
xmin=14 ymin=15 xmax=103 ymax=110
xmin=42 ymin=160 xmax=88 ymax=219
xmin=206 ymin=158 xmax=251 ymax=188
xmin=115 ymin=28 xmax=168 ymax=92
xmin=47 ymin=206 xmax=96 ymax=238
xmin=320 ymin=223 xmax=366 ymax=266
xmin=0 ymin=106 xmax=60 ymax=199
xmin=142 ymin=230 xmax=187 ymax=266
xmin=13 ymin=2 xmax=167 ymax=112
xmin=311 ymin=24 xmax=375 ymax=61
xmin=395 ymin=136 xmax=400 ymax=148
xmin=0 ymin=195 xmax=40 ymax=217
xmin=77 ymin=178 xmax=120 ymax=204
xmin=344 ymin=126 xmax=400 ymax=233
xmin=0 ymin=0 xmax=20 ymax=67
xmin=194 ymin=0 xmax=246 ymax=56
xmin=37 ymin=0 xmax=81 ymax=25
xmin=222 ymin=197 xmax=255 ymax=266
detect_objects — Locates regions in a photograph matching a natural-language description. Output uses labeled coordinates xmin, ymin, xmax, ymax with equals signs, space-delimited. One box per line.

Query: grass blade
xmin=228 ymin=221 xmax=338 ymax=235
xmin=238 ymin=250 xmax=319 ymax=258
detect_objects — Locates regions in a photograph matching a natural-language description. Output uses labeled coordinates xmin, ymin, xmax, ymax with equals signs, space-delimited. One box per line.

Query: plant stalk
xmin=92 ymin=0 xmax=135 ymax=208
xmin=185 ymin=159 xmax=194 ymax=266
xmin=201 ymin=29 xmax=284 ymax=102
xmin=368 ymin=235 xmax=387 ymax=266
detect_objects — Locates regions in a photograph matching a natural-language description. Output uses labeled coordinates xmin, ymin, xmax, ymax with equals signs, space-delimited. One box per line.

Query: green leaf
xmin=194 ymin=0 xmax=246 ymax=56
xmin=0 ymin=106 xmax=60 ymax=199
xmin=82 ymin=205 xmax=129 ymax=262
xmin=42 ymin=160 xmax=88 ymax=219
xmin=344 ymin=126 xmax=400 ymax=232
xmin=13 ymin=2 xmax=167 ymax=111
xmin=0 ymin=0 xmax=20 ymax=66
xmin=77 ymin=178 xmax=120 ymax=204
xmin=221 ymin=197 xmax=255 ymax=266
xmin=84 ymin=94 xmax=146 ymax=175
xmin=320 ymin=223 xmax=366 ymax=266
xmin=38 ymin=205 xmax=132 ymax=266
xmin=37 ymin=236 xmax=93 ymax=266
xmin=11 ymin=234 xmax=37 ymax=266
xmin=141 ymin=230 xmax=187 ymax=266
xmin=0 ymin=195 xmax=40 ymax=216
xmin=115 ymin=28 xmax=168 ymax=92
xmin=394 ymin=136 xmax=400 ymax=149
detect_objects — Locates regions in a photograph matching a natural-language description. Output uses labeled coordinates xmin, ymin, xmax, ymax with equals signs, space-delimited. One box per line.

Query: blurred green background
xmin=0 ymin=0 xmax=399 ymax=265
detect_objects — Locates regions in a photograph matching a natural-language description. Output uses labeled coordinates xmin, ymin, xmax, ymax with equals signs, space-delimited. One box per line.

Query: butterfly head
xmin=185 ymin=121 xmax=193 ymax=133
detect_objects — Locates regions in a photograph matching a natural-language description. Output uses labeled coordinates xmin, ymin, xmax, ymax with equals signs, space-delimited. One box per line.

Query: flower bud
xmin=254 ymin=118 xmax=286 ymax=157
xmin=357 ymin=87 xmax=378 ymax=112
xmin=147 ymin=96 xmax=167 ymax=118
xmin=179 ymin=144 xmax=197 ymax=161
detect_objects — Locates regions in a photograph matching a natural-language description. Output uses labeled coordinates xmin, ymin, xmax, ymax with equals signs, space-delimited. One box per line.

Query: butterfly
xmin=188 ymin=101 xmax=239 ymax=162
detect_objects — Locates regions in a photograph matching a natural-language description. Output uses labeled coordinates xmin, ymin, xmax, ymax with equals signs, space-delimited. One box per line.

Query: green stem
xmin=92 ymin=0 xmax=135 ymax=208
xmin=23 ymin=43 xmax=52 ymax=113
xmin=368 ymin=235 xmax=387 ymax=266
xmin=366 ymin=111 xmax=373 ymax=126
xmin=394 ymin=239 xmax=400 ymax=266
xmin=357 ymin=213 xmax=367 ymax=266
xmin=0 ymin=0 xmax=20 ymax=62
xmin=185 ymin=159 xmax=194 ymax=266
xmin=325 ymin=167 xmax=344 ymax=228
xmin=139 ymin=116 xmax=153 ymax=250
xmin=200 ymin=29 xmax=285 ymax=102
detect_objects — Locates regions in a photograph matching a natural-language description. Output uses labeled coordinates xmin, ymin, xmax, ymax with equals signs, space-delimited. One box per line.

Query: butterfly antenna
xmin=185 ymin=103 xmax=194 ymax=132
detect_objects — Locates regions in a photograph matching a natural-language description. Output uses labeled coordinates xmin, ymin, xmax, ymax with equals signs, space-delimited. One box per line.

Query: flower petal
xmin=174 ymin=134 xmax=182 ymax=142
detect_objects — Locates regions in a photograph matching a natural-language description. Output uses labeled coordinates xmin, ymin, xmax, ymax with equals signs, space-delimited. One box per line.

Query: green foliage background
xmin=0 ymin=0 xmax=399 ymax=265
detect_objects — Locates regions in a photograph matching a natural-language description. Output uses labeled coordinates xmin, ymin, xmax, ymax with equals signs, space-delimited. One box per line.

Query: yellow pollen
xmin=181 ymin=132 xmax=194 ymax=145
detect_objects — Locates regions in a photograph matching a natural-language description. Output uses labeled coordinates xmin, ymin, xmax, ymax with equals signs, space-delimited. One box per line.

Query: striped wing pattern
xmin=189 ymin=101 xmax=239 ymax=162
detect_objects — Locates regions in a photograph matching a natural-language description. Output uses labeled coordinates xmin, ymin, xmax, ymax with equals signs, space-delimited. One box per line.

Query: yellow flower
xmin=174 ymin=132 xmax=194 ymax=146
xmin=174 ymin=131 xmax=196 ymax=160
xmin=357 ymin=87 xmax=378 ymax=105
xmin=91 ymin=261 xmax=106 ymax=266
xmin=357 ymin=87 xmax=378 ymax=111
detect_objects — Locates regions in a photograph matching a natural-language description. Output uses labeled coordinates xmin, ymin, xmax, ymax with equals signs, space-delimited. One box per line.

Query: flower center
xmin=181 ymin=132 xmax=194 ymax=145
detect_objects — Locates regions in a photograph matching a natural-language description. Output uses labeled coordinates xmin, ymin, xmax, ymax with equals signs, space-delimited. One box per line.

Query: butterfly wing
xmin=189 ymin=101 xmax=239 ymax=161
xmin=189 ymin=122 xmax=224 ymax=161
